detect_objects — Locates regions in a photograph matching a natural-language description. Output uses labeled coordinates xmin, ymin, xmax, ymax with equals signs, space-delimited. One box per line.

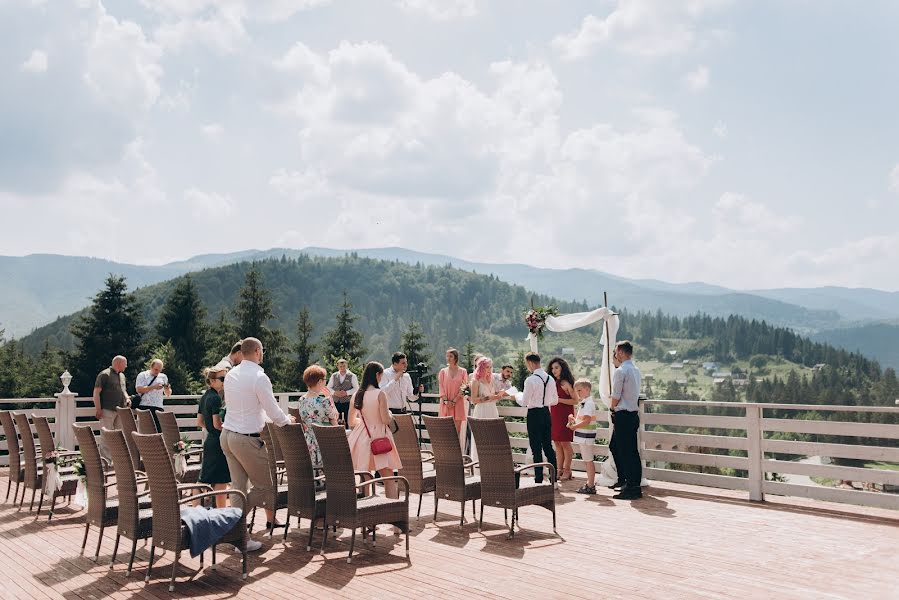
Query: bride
xmin=469 ymin=356 xmax=504 ymax=459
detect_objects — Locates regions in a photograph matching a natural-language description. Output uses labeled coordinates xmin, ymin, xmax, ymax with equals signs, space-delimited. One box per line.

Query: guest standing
xmin=469 ymin=356 xmax=504 ymax=460
xmin=521 ymin=352 xmax=559 ymax=484
xmin=347 ymin=362 xmax=403 ymax=499
xmin=93 ymin=355 xmax=130 ymax=463
xmin=220 ymin=341 xmax=244 ymax=369
xmin=568 ymin=379 xmax=598 ymax=494
xmin=299 ymin=365 xmax=339 ymax=468
xmin=381 ymin=352 xmax=421 ymax=415
xmin=548 ymin=357 xmax=578 ymax=481
xmin=220 ymin=337 xmax=293 ymax=551
xmin=437 ymin=348 xmax=468 ymax=435
xmin=135 ymin=358 xmax=171 ymax=431
xmin=493 ymin=363 xmax=514 ymax=395
xmin=326 ymin=359 xmax=358 ymax=427
xmin=609 ymin=341 xmax=643 ymax=500
xmin=197 ymin=365 xmax=230 ymax=507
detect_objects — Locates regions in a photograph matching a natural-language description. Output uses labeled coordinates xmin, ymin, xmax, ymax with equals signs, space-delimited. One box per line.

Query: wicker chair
xmin=101 ymin=428 xmax=154 ymax=574
xmin=247 ymin=423 xmax=289 ymax=537
xmin=32 ymin=415 xmax=80 ymax=519
xmin=288 ymin=406 xmax=301 ymax=421
xmin=0 ymin=410 xmax=24 ymax=505
xmin=274 ymin=422 xmax=326 ymax=549
xmin=468 ymin=417 xmax=557 ymax=539
xmin=393 ymin=414 xmax=435 ymax=519
xmin=117 ymin=407 xmax=143 ymax=469
xmin=157 ymin=411 xmax=202 ymax=484
xmin=133 ymin=432 xmax=248 ymax=592
xmin=311 ymin=423 xmax=410 ymax=564
xmin=73 ymin=425 xmax=119 ymax=560
xmin=135 ymin=409 xmax=158 ymax=434
xmin=423 ymin=415 xmax=481 ymax=526
xmin=13 ymin=412 xmax=42 ymax=511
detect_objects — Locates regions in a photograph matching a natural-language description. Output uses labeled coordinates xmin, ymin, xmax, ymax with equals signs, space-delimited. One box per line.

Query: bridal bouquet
xmin=172 ymin=436 xmax=196 ymax=476
xmin=524 ymin=305 xmax=559 ymax=340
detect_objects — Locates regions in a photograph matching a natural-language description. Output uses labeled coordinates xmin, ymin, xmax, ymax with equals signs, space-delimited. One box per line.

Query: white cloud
xmin=684 ymin=65 xmax=709 ymax=91
xmin=889 ymin=164 xmax=899 ymax=194
xmin=201 ymin=122 xmax=224 ymax=137
xmin=184 ymin=188 xmax=235 ymax=219
xmin=713 ymin=120 xmax=728 ymax=138
xmin=396 ymin=0 xmax=479 ymax=20
xmin=553 ymin=0 xmax=729 ymax=60
xmin=20 ymin=49 xmax=47 ymax=73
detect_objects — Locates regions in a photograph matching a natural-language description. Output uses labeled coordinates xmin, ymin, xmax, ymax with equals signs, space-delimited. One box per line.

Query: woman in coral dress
xmin=548 ymin=357 xmax=578 ymax=481
xmin=347 ymin=361 xmax=403 ymax=498
xmin=438 ymin=348 xmax=469 ymax=435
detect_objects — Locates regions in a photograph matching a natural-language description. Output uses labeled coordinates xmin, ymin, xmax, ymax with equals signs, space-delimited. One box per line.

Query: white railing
xmin=2 ymin=393 xmax=898 ymax=511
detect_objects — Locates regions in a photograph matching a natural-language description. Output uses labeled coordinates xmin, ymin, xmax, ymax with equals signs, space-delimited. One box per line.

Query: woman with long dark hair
xmin=347 ymin=361 xmax=403 ymax=499
xmin=548 ymin=357 xmax=578 ymax=481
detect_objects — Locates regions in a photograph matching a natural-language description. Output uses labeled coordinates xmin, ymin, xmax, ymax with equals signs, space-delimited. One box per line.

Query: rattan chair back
xmin=132 ymin=432 xmax=182 ymax=550
xmin=13 ymin=412 xmax=40 ymax=491
xmin=135 ymin=409 xmax=157 ymax=434
xmin=275 ymin=422 xmax=322 ymax=519
xmin=423 ymin=415 xmax=469 ymax=500
xmin=0 ymin=410 xmax=22 ymax=485
xmin=117 ymin=407 xmax=143 ymax=468
xmin=310 ymin=423 xmax=358 ymax=526
xmin=467 ymin=417 xmax=517 ymax=505
xmin=73 ymin=425 xmax=109 ymax=525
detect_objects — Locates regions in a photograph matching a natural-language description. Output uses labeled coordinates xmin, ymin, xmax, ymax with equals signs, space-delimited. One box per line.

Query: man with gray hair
xmin=93 ymin=355 xmax=130 ymax=462
xmin=135 ymin=358 xmax=171 ymax=430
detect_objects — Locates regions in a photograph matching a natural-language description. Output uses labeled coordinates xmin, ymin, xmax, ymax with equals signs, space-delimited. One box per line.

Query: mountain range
xmin=2 ymin=247 xmax=897 ymax=368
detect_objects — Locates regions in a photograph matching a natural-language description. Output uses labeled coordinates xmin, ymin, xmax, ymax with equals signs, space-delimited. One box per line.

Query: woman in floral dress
xmin=297 ymin=365 xmax=339 ymax=468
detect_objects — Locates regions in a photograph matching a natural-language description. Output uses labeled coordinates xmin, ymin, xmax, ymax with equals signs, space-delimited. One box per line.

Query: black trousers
xmin=609 ymin=410 xmax=642 ymax=489
xmin=145 ymin=405 xmax=163 ymax=432
xmin=526 ymin=407 xmax=557 ymax=484
xmin=335 ymin=401 xmax=350 ymax=426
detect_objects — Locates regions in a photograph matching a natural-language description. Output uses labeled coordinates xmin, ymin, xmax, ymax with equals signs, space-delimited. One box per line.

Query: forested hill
xmin=19 ymin=254 xmax=585 ymax=359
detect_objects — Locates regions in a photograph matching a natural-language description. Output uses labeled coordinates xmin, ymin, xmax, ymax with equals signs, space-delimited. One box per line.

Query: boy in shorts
xmin=568 ymin=378 xmax=598 ymax=494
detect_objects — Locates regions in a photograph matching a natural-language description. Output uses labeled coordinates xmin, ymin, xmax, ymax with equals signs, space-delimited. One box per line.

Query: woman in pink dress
xmin=347 ymin=361 xmax=403 ymax=498
xmin=437 ymin=348 xmax=469 ymax=435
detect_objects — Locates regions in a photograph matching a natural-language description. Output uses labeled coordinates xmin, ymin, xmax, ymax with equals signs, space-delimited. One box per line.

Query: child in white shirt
xmin=567 ymin=378 xmax=598 ymax=494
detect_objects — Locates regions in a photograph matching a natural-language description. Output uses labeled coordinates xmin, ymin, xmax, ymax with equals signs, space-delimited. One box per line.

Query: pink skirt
xmin=347 ymin=423 xmax=402 ymax=472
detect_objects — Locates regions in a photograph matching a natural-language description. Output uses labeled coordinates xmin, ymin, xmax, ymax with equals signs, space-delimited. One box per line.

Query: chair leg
xmin=249 ymin=506 xmax=257 ymax=533
xmin=320 ymin=520 xmax=329 ymax=555
xmin=552 ymin=501 xmax=557 ymax=534
xmin=416 ymin=494 xmax=423 ymax=519
xmin=94 ymin=525 xmax=105 ymax=561
xmin=504 ymin=508 xmax=508 ymax=526
xmin=471 ymin=498 xmax=476 ymax=516
xmin=4 ymin=479 xmax=9 ymax=502
xmin=405 ymin=521 xmax=410 ymax=558
xmin=13 ymin=481 xmax=21 ymax=507
xmin=460 ymin=499 xmax=465 ymax=526
xmin=307 ymin=517 xmax=316 ymax=552
xmin=241 ymin=546 xmax=248 ymax=580
xmin=145 ymin=545 xmax=155 ymax=583
xmin=347 ymin=528 xmax=356 ymax=564
xmin=31 ymin=488 xmax=39 ymax=512
xmin=168 ymin=552 xmax=179 ymax=592
xmin=47 ymin=493 xmax=56 ymax=521
xmin=80 ymin=523 xmax=90 ymax=555
xmin=283 ymin=515 xmax=290 ymax=542
xmin=126 ymin=538 xmax=138 ymax=576
xmin=433 ymin=497 xmax=438 ymax=521
xmin=211 ymin=545 xmax=217 ymax=568
xmin=110 ymin=534 xmax=121 ymax=569
xmin=478 ymin=503 xmax=484 ymax=532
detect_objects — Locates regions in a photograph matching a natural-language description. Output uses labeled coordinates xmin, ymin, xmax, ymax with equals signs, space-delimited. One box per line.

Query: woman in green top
xmin=196 ymin=365 xmax=231 ymax=507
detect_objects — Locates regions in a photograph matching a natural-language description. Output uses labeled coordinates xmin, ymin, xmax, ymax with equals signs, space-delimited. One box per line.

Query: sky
xmin=2 ymin=0 xmax=898 ymax=291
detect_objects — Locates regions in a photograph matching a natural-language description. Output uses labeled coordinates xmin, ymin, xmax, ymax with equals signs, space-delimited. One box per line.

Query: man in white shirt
xmin=381 ymin=352 xmax=423 ymax=415
xmin=493 ymin=363 xmax=514 ymax=394
xmin=521 ymin=352 xmax=559 ymax=484
xmin=135 ymin=359 xmax=170 ymax=431
xmin=327 ymin=358 xmax=359 ymax=426
xmin=220 ymin=337 xmax=293 ymax=550
xmin=220 ymin=341 xmax=243 ymax=369
xmin=609 ymin=340 xmax=643 ymax=500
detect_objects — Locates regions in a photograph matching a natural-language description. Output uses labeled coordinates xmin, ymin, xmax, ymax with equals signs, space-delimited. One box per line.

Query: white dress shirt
xmin=381 ymin=366 xmax=417 ymax=410
xmin=521 ymin=368 xmax=559 ymax=409
xmin=327 ymin=371 xmax=359 ymax=401
xmin=222 ymin=360 xmax=291 ymax=434
xmin=492 ymin=372 xmax=512 ymax=392
xmin=612 ymin=359 xmax=641 ymax=412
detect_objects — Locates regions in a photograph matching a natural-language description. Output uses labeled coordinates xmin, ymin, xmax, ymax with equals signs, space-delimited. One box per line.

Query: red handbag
xmin=361 ymin=414 xmax=394 ymax=455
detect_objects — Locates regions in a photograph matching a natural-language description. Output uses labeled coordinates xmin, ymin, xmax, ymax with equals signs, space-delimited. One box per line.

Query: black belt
xmin=527 ymin=406 xmax=549 ymax=411
xmin=231 ymin=431 xmax=261 ymax=438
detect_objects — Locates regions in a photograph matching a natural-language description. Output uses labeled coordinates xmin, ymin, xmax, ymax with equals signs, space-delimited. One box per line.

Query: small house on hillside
xmin=712 ymin=371 xmax=732 ymax=379
xmin=582 ymin=359 xmax=595 ymax=367
xmin=812 ymin=363 xmax=827 ymax=371
xmin=561 ymin=347 xmax=576 ymax=357
xmin=703 ymin=362 xmax=719 ymax=371
xmin=671 ymin=362 xmax=684 ymax=370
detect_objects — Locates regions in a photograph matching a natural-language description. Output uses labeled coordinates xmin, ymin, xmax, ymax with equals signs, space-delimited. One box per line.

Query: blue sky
xmin=1 ymin=0 xmax=897 ymax=290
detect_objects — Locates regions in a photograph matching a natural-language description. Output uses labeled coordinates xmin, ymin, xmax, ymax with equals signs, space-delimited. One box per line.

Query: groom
xmin=609 ymin=341 xmax=643 ymax=499
xmin=521 ymin=352 xmax=559 ymax=485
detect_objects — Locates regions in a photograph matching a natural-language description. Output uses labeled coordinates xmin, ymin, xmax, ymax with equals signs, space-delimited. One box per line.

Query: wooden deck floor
xmin=1 ymin=469 xmax=897 ymax=600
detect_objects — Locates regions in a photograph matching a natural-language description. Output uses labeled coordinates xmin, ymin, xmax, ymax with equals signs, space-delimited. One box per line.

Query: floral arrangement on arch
xmin=524 ymin=305 xmax=559 ymax=340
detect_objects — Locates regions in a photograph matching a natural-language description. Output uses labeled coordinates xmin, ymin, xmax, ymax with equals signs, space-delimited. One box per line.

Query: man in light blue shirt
xmin=609 ymin=341 xmax=643 ymax=499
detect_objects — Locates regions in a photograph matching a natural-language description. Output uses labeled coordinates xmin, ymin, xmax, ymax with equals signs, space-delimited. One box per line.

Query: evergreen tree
xmin=147 ymin=340 xmax=202 ymax=395
xmin=0 ymin=339 xmax=31 ymax=398
xmin=235 ymin=266 xmax=275 ymax=339
xmin=321 ymin=291 xmax=367 ymax=362
xmin=69 ymin=275 xmax=146 ymax=394
xmin=157 ymin=275 xmax=208 ymax=376
xmin=462 ymin=340 xmax=475 ymax=373
xmin=400 ymin=317 xmax=431 ymax=370
xmin=513 ymin=351 xmax=529 ymax=390
xmin=289 ymin=307 xmax=316 ymax=391
xmin=22 ymin=341 xmax=66 ymax=397
xmin=204 ymin=308 xmax=240 ymax=366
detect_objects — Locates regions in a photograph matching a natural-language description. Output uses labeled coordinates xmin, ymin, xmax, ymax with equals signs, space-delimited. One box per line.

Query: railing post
xmin=53 ymin=390 xmax=77 ymax=451
xmin=746 ymin=404 xmax=764 ymax=502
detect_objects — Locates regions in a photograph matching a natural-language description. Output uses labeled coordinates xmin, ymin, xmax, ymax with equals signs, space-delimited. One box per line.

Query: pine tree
xmin=289 ymin=307 xmax=316 ymax=391
xmin=462 ymin=340 xmax=475 ymax=373
xmin=321 ymin=291 xmax=367 ymax=362
xmin=513 ymin=351 xmax=529 ymax=390
xmin=400 ymin=318 xmax=431 ymax=370
xmin=204 ymin=308 xmax=240 ymax=367
xmin=0 ymin=339 xmax=32 ymax=398
xmin=147 ymin=340 xmax=202 ymax=395
xmin=22 ymin=340 xmax=66 ymax=397
xmin=69 ymin=275 xmax=146 ymax=394
xmin=235 ymin=266 xmax=274 ymax=340
xmin=157 ymin=275 xmax=208 ymax=376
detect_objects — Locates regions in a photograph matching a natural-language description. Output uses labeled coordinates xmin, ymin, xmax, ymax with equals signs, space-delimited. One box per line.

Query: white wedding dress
xmin=469 ymin=378 xmax=499 ymax=462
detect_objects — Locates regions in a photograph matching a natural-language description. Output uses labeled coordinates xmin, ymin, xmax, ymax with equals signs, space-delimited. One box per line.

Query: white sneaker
xmin=245 ymin=539 xmax=263 ymax=552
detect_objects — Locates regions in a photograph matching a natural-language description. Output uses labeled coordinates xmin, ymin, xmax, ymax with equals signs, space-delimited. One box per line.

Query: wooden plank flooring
xmin=1 ymin=469 xmax=897 ymax=599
